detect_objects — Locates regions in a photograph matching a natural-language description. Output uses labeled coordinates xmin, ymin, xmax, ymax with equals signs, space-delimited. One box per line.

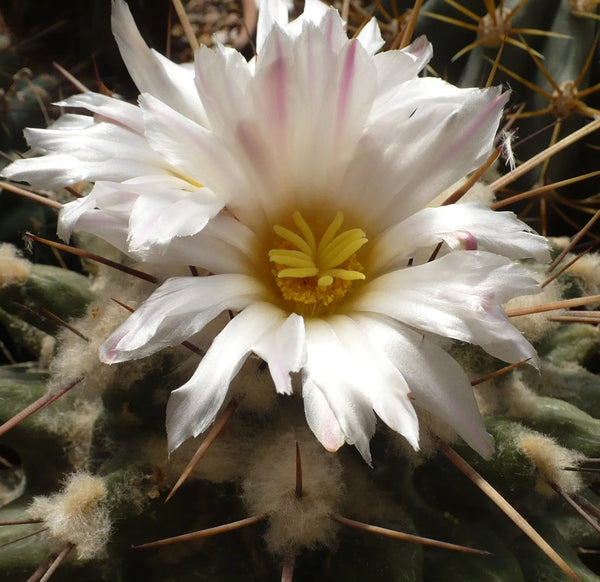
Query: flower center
xmin=268 ymin=210 xmax=367 ymax=315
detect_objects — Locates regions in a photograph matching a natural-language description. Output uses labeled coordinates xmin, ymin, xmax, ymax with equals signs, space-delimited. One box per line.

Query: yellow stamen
xmin=273 ymin=225 xmax=314 ymax=257
xmin=292 ymin=211 xmax=317 ymax=252
xmin=278 ymin=267 xmax=320 ymax=278
xmin=268 ymin=211 xmax=368 ymax=314
xmin=317 ymin=211 xmax=345 ymax=252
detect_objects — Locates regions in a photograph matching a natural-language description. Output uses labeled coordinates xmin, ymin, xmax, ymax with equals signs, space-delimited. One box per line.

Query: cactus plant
xmin=1 ymin=1 xmax=600 ymax=581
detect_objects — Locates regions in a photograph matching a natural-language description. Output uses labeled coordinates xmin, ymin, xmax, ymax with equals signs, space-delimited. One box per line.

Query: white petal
xmin=24 ymin=119 xmax=152 ymax=159
xmin=402 ymin=35 xmax=433 ymax=71
xmin=194 ymin=44 xmax=251 ymax=135
xmin=140 ymin=93 xmax=243 ymax=201
xmin=111 ymin=0 xmax=208 ymax=126
xmin=166 ymin=302 xmax=286 ymax=452
xmin=201 ymin=213 xmax=262 ymax=264
xmin=283 ymin=0 xmax=333 ymax=43
xmin=254 ymin=312 xmax=306 ymax=394
xmin=100 ymin=275 xmax=267 ymax=362
xmin=368 ymin=202 xmax=550 ymax=275
xmin=127 ymin=187 xmax=223 ymax=255
xmin=379 ymin=85 xmax=507 ymax=220
xmin=247 ymin=23 xmax=378 ymax=214
xmin=299 ymin=0 xmax=331 ymax=24
xmin=152 ymin=212 xmax=261 ymax=275
xmin=372 ymin=37 xmax=433 ymax=110
xmin=257 ymin=0 xmax=290 ymax=54
xmin=347 ymin=84 xmax=507 ymax=228
xmin=56 ymin=92 xmax=144 ymax=134
xmin=356 ymin=17 xmax=384 ymax=55
xmin=2 ymin=115 xmax=165 ymax=189
xmin=139 ymin=212 xmax=262 ymax=275
xmin=304 ymin=319 xmax=377 ymax=463
xmin=353 ymin=314 xmax=494 ymax=458
xmin=158 ymin=231 xmax=256 ymax=275
xmin=71 ymin=209 xmax=131 ymax=253
xmin=352 ymin=251 xmax=540 ymax=365
xmin=1 ymin=152 xmax=161 ymax=190
xmin=328 ymin=315 xmax=419 ymax=449
xmin=303 ymin=379 xmax=346 ymax=453
xmin=57 ymin=176 xmax=223 ymax=258
xmin=152 ymin=51 xmax=209 ymax=126
xmin=57 ymin=181 xmax=136 ymax=241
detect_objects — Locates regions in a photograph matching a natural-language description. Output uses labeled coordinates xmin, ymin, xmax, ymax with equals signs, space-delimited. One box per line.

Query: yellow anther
xmin=317 ymin=275 xmax=334 ymax=287
xmin=268 ymin=210 xmax=368 ymax=314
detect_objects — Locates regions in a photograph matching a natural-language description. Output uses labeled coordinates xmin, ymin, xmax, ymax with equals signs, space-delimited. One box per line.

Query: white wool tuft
xmin=518 ymin=432 xmax=584 ymax=497
xmin=243 ymin=430 xmax=344 ymax=556
xmin=0 ymin=244 xmax=31 ymax=287
xmin=47 ymin=278 xmax=157 ymax=398
xmin=27 ymin=473 xmax=110 ymax=560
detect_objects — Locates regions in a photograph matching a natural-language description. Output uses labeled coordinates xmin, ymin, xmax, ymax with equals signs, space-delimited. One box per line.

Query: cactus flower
xmin=2 ymin=0 xmax=549 ymax=463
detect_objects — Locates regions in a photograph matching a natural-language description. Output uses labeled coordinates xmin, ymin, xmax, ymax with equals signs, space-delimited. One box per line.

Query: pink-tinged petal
xmin=454 ymin=231 xmax=478 ymax=250
xmin=328 ymin=35 xmax=377 ymax=165
xmin=263 ymin=31 xmax=289 ymax=142
xmin=56 ymin=92 xmax=144 ymax=134
xmin=356 ymin=17 xmax=385 ymax=55
xmin=254 ymin=313 xmax=306 ymax=394
xmin=381 ymin=88 xmax=507 ymax=222
xmin=303 ymin=379 xmax=346 ymax=452
xmin=321 ymin=7 xmax=350 ymax=50
xmin=335 ymin=40 xmax=359 ymax=138
xmin=248 ymin=23 xmax=377 ymax=211
xmin=368 ymin=202 xmax=550 ymax=275
xmin=353 ymin=314 xmax=494 ymax=458
xmin=111 ymin=0 xmax=207 ymax=126
xmin=402 ymin=35 xmax=432 ymax=71
xmin=304 ymin=319 xmax=377 ymax=463
xmin=165 ymin=302 xmax=285 ymax=452
xmin=100 ymin=275 xmax=268 ymax=363
xmin=351 ymin=251 xmax=540 ymax=366
xmin=348 ymin=84 xmax=507 ymax=228
xmin=328 ymin=315 xmax=419 ymax=450
xmin=252 ymin=27 xmax=293 ymax=168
